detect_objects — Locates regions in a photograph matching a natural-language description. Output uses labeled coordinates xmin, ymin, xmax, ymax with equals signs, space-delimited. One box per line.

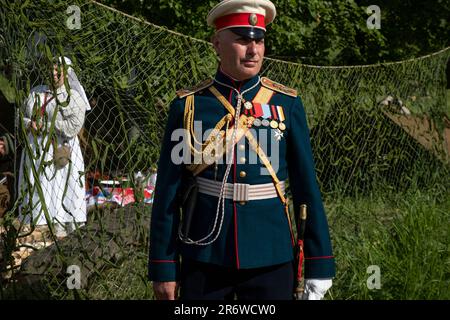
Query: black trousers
xmin=180 ymin=259 xmax=294 ymax=300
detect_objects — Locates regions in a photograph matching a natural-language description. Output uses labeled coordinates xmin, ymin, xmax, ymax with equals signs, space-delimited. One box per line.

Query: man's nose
xmin=247 ymin=41 xmax=257 ymax=55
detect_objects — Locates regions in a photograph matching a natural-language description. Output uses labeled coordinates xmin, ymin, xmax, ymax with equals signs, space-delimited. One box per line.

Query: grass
xmin=2 ymin=188 xmax=448 ymax=300
xmin=86 ymin=250 xmax=154 ymax=300
xmin=326 ymin=187 xmax=450 ymax=300
xmin=83 ymin=187 xmax=449 ymax=300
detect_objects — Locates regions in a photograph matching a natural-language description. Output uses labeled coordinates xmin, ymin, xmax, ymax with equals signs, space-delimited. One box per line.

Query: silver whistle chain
xmin=179 ymin=76 xmax=261 ymax=246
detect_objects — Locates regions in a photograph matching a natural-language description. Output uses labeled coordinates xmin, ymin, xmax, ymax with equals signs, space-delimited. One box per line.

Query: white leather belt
xmin=196 ymin=176 xmax=285 ymax=202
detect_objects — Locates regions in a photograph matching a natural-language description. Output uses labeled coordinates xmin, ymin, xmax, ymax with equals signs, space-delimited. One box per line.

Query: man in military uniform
xmin=148 ymin=0 xmax=335 ymax=300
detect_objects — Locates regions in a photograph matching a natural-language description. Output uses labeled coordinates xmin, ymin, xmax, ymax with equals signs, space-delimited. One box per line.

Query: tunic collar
xmin=214 ymin=68 xmax=260 ymax=93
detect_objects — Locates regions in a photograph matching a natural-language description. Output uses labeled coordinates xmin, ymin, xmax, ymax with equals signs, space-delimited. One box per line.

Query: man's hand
xmin=153 ymin=281 xmax=178 ymax=300
xmin=301 ymin=279 xmax=332 ymax=300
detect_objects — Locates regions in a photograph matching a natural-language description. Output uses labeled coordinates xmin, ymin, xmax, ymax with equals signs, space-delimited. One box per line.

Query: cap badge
xmin=249 ymin=13 xmax=258 ymax=26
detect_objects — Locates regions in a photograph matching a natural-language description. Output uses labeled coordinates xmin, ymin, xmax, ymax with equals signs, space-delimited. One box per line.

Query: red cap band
xmin=215 ymin=13 xmax=266 ymax=31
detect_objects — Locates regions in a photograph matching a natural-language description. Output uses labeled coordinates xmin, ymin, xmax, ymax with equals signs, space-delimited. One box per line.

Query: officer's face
xmin=213 ymin=29 xmax=265 ymax=81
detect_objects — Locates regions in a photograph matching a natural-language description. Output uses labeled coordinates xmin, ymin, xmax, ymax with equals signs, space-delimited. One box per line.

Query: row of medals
xmin=243 ymin=101 xmax=286 ymax=131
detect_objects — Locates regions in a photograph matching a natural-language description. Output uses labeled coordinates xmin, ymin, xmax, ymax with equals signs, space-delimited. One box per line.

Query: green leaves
xmin=0 ymin=73 xmax=15 ymax=102
xmin=99 ymin=0 xmax=448 ymax=66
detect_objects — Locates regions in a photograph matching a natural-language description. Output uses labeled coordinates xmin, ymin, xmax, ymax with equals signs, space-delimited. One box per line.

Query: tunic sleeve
xmin=148 ymin=98 xmax=185 ymax=282
xmin=287 ymin=96 xmax=336 ymax=279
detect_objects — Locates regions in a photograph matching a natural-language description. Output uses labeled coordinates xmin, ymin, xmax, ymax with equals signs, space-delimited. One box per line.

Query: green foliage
xmin=0 ymin=73 xmax=15 ymax=103
xmin=99 ymin=0 xmax=449 ymax=65
xmin=359 ymin=0 xmax=450 ymax=62
xmin=267 ymin=0 xmax=387 ymax=65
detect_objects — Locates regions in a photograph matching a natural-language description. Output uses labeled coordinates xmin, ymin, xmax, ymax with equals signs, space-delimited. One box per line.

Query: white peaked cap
xmin=207 ymin=0 xmax=276 ymax=32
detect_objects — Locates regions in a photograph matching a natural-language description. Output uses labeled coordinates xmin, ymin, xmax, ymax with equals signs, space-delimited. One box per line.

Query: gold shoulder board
xmin=176 ymin=78 xmax=214 ymax=98
xmin=261 ymin=77 xmax=298 ymax=97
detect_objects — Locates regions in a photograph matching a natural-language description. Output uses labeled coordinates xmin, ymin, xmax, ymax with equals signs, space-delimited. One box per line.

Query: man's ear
xmin=211 ymin=32 xmax=220 ymax=56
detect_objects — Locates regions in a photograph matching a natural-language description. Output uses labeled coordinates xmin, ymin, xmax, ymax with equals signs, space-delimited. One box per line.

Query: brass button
xmin=238 ymin=144 xmax=245 ymax=151
xmin=239 ymin=157 xmax=246 ymax=164
xmin=239 ymin=201 xmax=246 ymax=205
xmin=239 ymin=171 xmax=246 ymax=178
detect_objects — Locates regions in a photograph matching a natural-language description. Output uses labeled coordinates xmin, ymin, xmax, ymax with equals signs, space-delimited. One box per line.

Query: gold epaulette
xmin=176 ymin=78 xmax=214 ymax=98
xmin=261 ymin=77 xmax=297 ymax=97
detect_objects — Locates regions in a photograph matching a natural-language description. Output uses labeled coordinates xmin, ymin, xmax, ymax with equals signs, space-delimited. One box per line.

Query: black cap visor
xmin=229 ymin=27 xmax=265 ymax=40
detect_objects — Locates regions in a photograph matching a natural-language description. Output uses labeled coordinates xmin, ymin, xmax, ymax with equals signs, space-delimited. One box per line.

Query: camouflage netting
xmin=0 ymin=0 xmax=449 ymax=299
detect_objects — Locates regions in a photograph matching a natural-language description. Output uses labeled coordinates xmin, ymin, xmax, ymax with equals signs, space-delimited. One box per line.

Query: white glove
xmin=301 ymin=279 xmax=333 ymax=300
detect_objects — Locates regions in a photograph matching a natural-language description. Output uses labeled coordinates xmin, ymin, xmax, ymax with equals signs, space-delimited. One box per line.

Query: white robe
xmin=18 ymin=85 xmax=88 ymax=226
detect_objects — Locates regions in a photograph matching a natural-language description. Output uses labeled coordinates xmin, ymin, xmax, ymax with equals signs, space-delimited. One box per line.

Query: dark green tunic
xmin=148 ymin=70 xmax=335 ymax=281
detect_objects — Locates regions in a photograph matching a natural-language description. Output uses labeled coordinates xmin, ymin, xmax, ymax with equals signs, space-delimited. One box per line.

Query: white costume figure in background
xmin=18 ymin=57 xmax=90 ymax=236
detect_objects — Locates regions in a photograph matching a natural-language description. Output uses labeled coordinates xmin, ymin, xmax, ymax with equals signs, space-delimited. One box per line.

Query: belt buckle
xmin=233 ymin=183 xmax=249 ymax=202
